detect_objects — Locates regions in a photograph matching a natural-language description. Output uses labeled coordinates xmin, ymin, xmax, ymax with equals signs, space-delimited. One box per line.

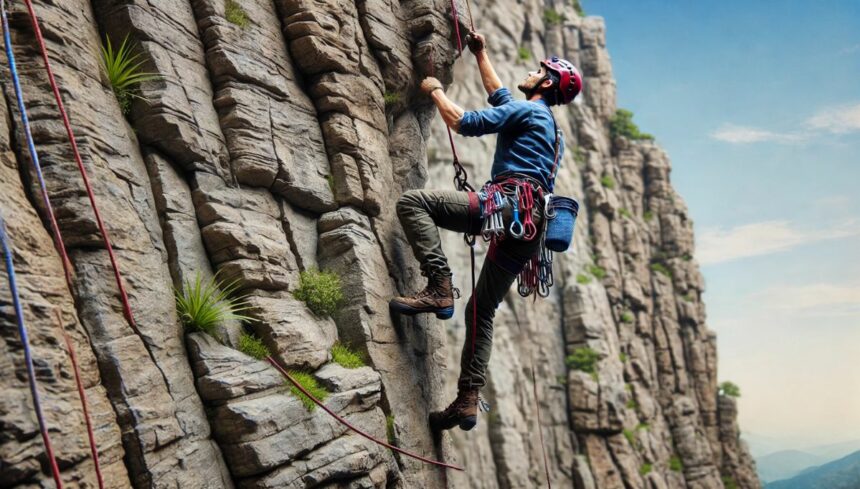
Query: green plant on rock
xmin=100 ymin=34 xmax=160 ymax=115
xmin=574 ymin=146 xmax=586 ymax=166
xmin=620 ymin=311 xmax=634 ymax=324
xmin=225 ymin=0 xmax=249 ymax=28
xmin=588 ymin=264 xmax=607 ymax=279
xmin=719 ymin=381 xmax=741 ymax=398
xmin=650 ymin=262 xmax=673 ymax=278
xmin=619 ymin=352 xmax=628 ymax=363
xmin=331 ymin=342 xmax=365 ymax=369
xmin=293 ymin=268 xmax=344 ymax=317
xmin=640 ymin=463 xmax=652 ymax=476
xmin=722 ymin=476 xmax=738 ymax=489
xmin=287 ymin=370 xmax=328 ymax=411
xmin=618 ymin=208 xmax=632 ymax=219
xmin=557 ymin=375 xmax=568 ymax=385
xmin=610 ymin=108 xmax=654 ymax=141
xmin=175 ymin=272 xmax=253 ymax=339
xmin=386 ymin=415 xmax=396 ymax=444
xmin=566 ymin=347 xmax=599 ymax=374
xmin=517 ymin=46 xmax=531 ymax=62
xmin=238 ymin=332 xmax=270 ymax=360
xmin=623 ymin=428 xmax=635 ymax=445
xmin=543 ymin=8 xmax=565 ymax=25
xmin=682 ymin=293 xmax=695 ymax=303
xmin=600 ymin=175 xmax=616 ymax=189
xmin=669 ymin=455 xmax=683 ymax=472
xmin=326 ymin=174 xmax=335 ymax=193
xmin=383 ymin=91 xmax=401 ymax=105
xmin=626 ymin=398 xmax=638 ymax=409
xmin=637 ymin=422 xmax=650 ymax=431
xmin=571 ymin=0 xmax=585 ymax=17
xmin=576 ymin=273 xmax=591 ymax=285
xmin=643 ymin=210 xmax=654 ymax=222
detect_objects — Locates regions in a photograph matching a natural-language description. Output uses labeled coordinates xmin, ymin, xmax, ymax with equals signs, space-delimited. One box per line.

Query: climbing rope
xmin=267 ymin=357 xmax=465 ymax=471
xmin=0 ymin=212 xmax=64 ymax=488
xmin=531 ymin=360 xmax=552 ymax=488
xmin=21 ymin=0 xmax=139 ymax=335
xmin=2 ymin=1 xmax=109 ymax=485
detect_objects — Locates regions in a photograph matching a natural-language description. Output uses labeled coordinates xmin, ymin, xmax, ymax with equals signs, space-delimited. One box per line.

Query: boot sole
xmin=459 ymin=416 xmax=477 ymax=431
xmin=389 ymin=302 xmax=454 ymax=320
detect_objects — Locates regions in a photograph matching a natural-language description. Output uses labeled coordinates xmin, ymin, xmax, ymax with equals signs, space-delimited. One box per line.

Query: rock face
xmin=0 ymin=0 xmax=757 ymax=488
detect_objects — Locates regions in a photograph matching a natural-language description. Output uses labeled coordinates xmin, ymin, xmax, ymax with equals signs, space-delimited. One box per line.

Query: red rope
xmin=267 ymin=357 xmax=464 ymax=471
xmin=56 ymin=310 xmax=104 ymax=489
xmin=448 ymin=0 xmax=463 ymax=55
xmin=22 ymin=0 xmax=139 ymax=337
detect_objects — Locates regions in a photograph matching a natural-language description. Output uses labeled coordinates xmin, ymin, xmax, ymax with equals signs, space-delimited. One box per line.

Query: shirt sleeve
xmin=459 ymin=100 xmax=532 ymax=137
xmin=487 ymin=87 xmax=513 ymax=107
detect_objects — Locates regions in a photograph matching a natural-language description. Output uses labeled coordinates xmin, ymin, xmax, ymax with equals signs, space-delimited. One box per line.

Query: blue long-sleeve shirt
xmin=458 ymin=87 xmax=563 ymax=191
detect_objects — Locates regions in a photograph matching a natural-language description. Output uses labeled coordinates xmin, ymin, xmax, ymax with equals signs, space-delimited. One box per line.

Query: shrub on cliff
xmin=610 ymin=109 xmax=654 ymax=141
xmin=719 ymin=381 xmax=741 ymax=398
xmin=100 ymin=34 xmax=159 ymax=115
xmin=175 ymin=273 xmax=253 ymax=339
xmin=293 ymin=269 xmax=344 ymax=317
xmin=566 ymin=347 xmax=599 ymax=374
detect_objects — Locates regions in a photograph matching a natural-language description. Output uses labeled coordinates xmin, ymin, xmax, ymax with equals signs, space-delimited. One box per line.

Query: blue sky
xmin=590 ymin=0 xmax=860 ymax=449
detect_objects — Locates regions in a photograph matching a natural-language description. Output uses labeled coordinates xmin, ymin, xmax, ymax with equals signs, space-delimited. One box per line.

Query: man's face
xmin=518 ymin=65 xmax=548 ymax=95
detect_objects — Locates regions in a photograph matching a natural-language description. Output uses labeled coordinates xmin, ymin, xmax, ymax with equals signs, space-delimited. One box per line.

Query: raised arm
xmin=420 ymin=77 xmax=465 ymax=133
xmin=466 ymin=32 xmax=502 ymax=96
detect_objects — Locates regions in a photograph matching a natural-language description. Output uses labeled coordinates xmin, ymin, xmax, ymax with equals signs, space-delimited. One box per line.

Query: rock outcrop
xmin=0 ymin=0 xmax=757 ymax=488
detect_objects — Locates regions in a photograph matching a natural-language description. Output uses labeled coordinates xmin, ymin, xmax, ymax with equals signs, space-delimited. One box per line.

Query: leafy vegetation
xmin=100 ymin=34 xmax=160 ymax=115
xmin=626 ymin=398 xmax=638 ymax=409
xmin=588 ymin=264 xmax=607 ymax=280
xmin=287 ymin=371 xmax=328 ymax=411
xmin=643 ymin=210 xmax=655 ymax=222
xmin=571 ymin=0 xmax=585 ymax=17
xmin=576 ymin=273 xmax=591 ymax=285
xmin=650 ymin=262 xmax=673 ymax=278
xmin=600 ymin=175 xmax=616 ymax=189
xmin=719 ymin=381 xmax=741 ymax=398
xmin=175 ymin=273 xmax=253 ymax=339
xmin=620 ymin=311 xmax=634 ymax=324
xmin=238 ymin=332 xmax=270 ymax=360
xmin=383 ymin=91 xmax=400 ymax=105
xmin=722 ymin=476 xmax=738 ymax=489
xmin=566 ymin=347 xmax=599 ymax=374
xmin=618 ymin=207 xmax=632 ymax=219
xmin=225 ymin=0 xmax=249 ymax=28
xmin=386 ymin=415 xmax=396 ymax=444
xmin=331 ymin=342 xmax=365 ymax=369
xmin=669 ymin=455 xmax=683 ymax=472
xmin=640 ymin=463 xmax=652 ymax=476
xmin=293 ymin=269 xmax=344 ymax=317
xmin=619 ymin=352 xmax=628 ymax=363
xmin=543 ymin=8 xmax=565 ymax=25
xmin=610 ymin=108 xmax=654 ymax=141
xmin=623 ymin=428 xmax=635 ymax=445
xmin=517 ymin=46 xmax=531 ymax=61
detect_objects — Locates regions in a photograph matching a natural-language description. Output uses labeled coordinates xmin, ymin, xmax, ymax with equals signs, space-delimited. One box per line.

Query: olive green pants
xmin=396 ymin=189 xmax=543 ymax=389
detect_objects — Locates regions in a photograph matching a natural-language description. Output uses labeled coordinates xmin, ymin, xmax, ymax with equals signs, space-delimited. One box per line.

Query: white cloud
xmin=697 ymin=219 xmax=860 ymax=265
xmin=805 ymin=103 xmax=860 ymax=134
xmin=710 ymin=124 xmax=805 ymax=144
xmin=752 ymin=283 xmax=860 ymax=315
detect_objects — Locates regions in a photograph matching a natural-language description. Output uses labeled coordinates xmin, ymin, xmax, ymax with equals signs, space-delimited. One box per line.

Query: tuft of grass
xmin=719 ymin=381 xmax=741 ymax=398
xmin=619 ymin=352 xmax=628 ymax=363
xmin=571 ymin=0 xmax=585 ymax=17
xmin=637 ymin=422 xmax=650 ymax=431
xmin=293 ymin=268 xmax=344 ymax=317
xmin=620 ymin=311 xmax=634 ymax=324
xmin=566 ymin=347 xmax=599 ymax=374
xmin=386 ymin=415 xmax=396 ymax=444
xmin=610 ymin=108 xmax=654 ymax=141
xmin=176 ymin=272 xmax=253 ymax=339
xmin=618 ymin=208 xmax=632 ymax=219
xmin=588 ymin=264 xmax=607 ymax=279
xmin=225 ymin=0 xmax=249 ymax=28
xmin=574 ymin=146 xmax=586 ymax=166
xmin=623 ymin=428 xmax=635 ymax=445
xmin=383 ymin=91 xmax=400 ymax=105
xmin=640 ymin=463 xmax=652 ymax=476
xmin=543 ymin=8 xmax=565 ymax=25
xmin=626 ymin=398 xmax=638 ymax=409
xmin=287 ymin=371 xmax=328 ymax=411
xmin=576 ymin=273 xmax=591 ymax=285
xmin=331 ymin=342 xmax=365 ymax=369
xmin=669 ymin=455 xmax=683 ymax=472
xmin=517 ymin=46 xmax=531 ymax=62
xmin=100 ymin=34 xmax=160 ymax=115
xmin=238 ymin=332 xmax=270 ymax=360
xmin=722 ymin=476 xmax=738 ymax=489
xmin=326 ymin=174 xmax=335 ymax=193
xmin=650 ymin=262 xmax=673 ymax=278
xmin=600 ymin=175 xmax=615 ymax=189
xmin=643 ymin=210 xmax=654 ymax=222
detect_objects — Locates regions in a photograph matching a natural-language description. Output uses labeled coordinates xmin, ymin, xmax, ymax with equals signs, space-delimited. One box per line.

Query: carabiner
xmin=510 ymin=188 xmax=524 ymax=239
xmin=544 ymin=193 xmax=556 ymax=219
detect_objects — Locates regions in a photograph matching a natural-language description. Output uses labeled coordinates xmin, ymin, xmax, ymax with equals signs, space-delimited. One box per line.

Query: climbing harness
xmin=0 ymin=212 xmax=64 ymax=489
xmin=268 ymin=357 xmax=465 ymax=471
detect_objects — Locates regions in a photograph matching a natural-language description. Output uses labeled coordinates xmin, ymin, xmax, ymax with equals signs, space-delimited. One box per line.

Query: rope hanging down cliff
xmin=0 ymin=212 xmax=64 ymax=489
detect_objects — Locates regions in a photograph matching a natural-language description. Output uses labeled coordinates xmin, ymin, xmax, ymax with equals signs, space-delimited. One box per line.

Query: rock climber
xmin=389 ymin=31 xmax=583 ymax=432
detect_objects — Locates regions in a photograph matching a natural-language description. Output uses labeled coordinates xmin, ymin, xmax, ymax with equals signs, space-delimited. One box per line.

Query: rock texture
xmin=0 ymin=0 xmax=757 ymax=488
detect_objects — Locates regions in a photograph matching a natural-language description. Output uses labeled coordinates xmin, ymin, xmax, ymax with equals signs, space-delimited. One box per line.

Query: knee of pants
xmin=464 ymin=296 xmax=497 ymax=325
xmin=396 ymin=189 xmax=423 ymax=217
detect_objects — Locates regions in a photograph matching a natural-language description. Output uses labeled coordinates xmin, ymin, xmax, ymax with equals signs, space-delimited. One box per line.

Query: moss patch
xmin=331 ymin=342 xmax=365 ymax=369
xmin=294 ymin=269 xmax=344 ymax=317
xmin=566 ymin=347 xmax=599 ymax=374
xmin=225 ymin=0 xmax=249 ymax=28
xmin=238 ymin=332 xmax=270 ymax=360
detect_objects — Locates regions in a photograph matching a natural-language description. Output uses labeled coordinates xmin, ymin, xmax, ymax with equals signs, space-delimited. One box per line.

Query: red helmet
xmin=540 ymin=56 xmax=583 ymax=104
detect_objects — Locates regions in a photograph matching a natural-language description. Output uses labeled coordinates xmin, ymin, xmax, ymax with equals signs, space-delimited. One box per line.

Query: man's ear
xmin=540 ymin=78 xmax=554 ymax=89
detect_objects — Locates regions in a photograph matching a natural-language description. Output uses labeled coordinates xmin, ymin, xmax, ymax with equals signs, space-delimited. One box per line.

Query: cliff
xmin=0 ymin=0 xmax=758 ymax=487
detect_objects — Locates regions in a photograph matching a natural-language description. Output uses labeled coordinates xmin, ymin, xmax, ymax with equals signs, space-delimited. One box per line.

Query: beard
xmin=517 ymin=80 xmax=539 ymax=97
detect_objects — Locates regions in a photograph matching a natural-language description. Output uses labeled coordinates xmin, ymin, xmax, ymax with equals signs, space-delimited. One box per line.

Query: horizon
xmin=591 ymin=0 xmax=860 ymax=450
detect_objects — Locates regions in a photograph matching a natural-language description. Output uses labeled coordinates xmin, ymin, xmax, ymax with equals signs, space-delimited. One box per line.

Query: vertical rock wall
xmin=0 ymin=0 xmax=757 ymax=488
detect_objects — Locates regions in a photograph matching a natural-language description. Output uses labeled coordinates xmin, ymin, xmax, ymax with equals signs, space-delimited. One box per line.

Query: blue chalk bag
xmin=545 ymin=196 xmax=579 ymax=252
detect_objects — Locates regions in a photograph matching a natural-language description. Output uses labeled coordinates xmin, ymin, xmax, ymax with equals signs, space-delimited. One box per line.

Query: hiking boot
xmin=389 ymin=273 xmax=456 ymax=319
xmin=429 ymin=388 xmax=479 ymax=432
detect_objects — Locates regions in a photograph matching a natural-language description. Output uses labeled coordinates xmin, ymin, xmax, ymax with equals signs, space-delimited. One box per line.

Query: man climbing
xmin=389 ymin=31 xmax=583 ymax=432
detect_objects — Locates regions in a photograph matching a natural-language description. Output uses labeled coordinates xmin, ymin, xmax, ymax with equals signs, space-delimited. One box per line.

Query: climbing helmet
xmin=540 ymin=56 xmax=583 ymax=104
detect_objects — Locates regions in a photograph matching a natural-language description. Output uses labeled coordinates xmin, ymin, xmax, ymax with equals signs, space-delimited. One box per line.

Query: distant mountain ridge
xmin=765 ymin=450 xmax=860 ymax=489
